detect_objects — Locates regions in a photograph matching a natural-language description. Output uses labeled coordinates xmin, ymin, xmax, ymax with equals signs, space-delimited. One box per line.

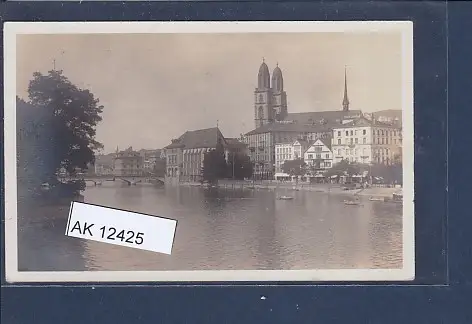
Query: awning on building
xmin=275 ymin=173 xmax=290 ymax=177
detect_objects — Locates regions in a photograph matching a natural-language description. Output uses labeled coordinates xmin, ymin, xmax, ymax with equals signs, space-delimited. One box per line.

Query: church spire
xmin=342 ymin=66 xmax=349 ymax=112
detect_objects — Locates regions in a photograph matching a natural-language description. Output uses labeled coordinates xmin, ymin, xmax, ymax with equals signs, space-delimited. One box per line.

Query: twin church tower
xmin=254 ymin=59 xmax=288 ymax=128
xmin=254 ymin=59 xmax=350 ymax=129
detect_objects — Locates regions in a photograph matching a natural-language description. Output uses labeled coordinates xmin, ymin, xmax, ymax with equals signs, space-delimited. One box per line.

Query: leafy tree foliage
xmin=202 ymin=146 xmax=227 ymax=183
xmin=227 ymin=153 xmax=253 ymax=180
xmin=323 ymin=159 xmax=365 ymax=178
xmin=16 ymin=97 xmax=53 ymax=192
xmin=27 ymin=70 xmax=104 ymax=181
xmin=370 ymin=163 xmax=402 ymax=184
xmin=324 ymin=158 xmax=402 ymax=184
xmin=153 ymin=157 xmax=167 ymax=177
xmin=282 ymin=158 xmax=307 ymax=177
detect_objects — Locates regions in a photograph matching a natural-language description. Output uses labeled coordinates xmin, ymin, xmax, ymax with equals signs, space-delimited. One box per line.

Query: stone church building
xmin=245 ymin=60 xmax=362 ymax=178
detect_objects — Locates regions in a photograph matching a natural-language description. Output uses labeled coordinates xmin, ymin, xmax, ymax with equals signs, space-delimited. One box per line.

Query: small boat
xmin=369 ymin=197 xmax=384 ymax=201
xmin=344 ymin=200 xmax=361 ymax=206
xmin=393 ymin=192 xmax=403 ymax=202
xmin=278 ymin=196 xmax=294 ymax=200
xmin=40 ymin=183 xmax=51 ymax=191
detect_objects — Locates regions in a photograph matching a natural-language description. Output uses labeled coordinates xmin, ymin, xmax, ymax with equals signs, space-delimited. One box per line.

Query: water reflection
xmin=18 ymin=184 xmax=403 ymax=271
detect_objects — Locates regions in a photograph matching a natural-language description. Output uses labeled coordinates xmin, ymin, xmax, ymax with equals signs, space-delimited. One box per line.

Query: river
xmin=17 ymin=183 xmax=403 ymax=271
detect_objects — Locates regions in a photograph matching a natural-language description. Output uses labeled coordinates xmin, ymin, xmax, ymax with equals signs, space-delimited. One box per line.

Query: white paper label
xmin=65 ymin=201 xmax=177 ymax=255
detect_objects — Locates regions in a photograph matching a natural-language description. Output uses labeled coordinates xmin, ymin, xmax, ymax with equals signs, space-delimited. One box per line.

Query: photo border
xmin=4 ymin=21 xmax=414 ymax=283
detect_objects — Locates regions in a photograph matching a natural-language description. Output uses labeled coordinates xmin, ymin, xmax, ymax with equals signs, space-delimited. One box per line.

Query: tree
xmin=282 ymin=159 xmax=307 ymax=179
xmin=323 ymin=159 xmax=367 ymax=179
xmin=153 ymin=157 xmax=166 ymax=177
xmin=202 ymin=146 xmax=227 ymax=184
xmin=227 ymin=153 xmax=253 ymax=180
xmin=312 ymin=158 xmax=324 ymax=172
xmin=16 ymin=97 xmax=53 ymax=194
xmin=26 ymin=70 xmax=104 ymax=193
xmin=370 ymin=163 xmax=402 ymax=185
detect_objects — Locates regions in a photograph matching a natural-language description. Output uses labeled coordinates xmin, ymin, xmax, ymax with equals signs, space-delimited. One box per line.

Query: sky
xmin=16 ymin=32 xmax=403 ymax=153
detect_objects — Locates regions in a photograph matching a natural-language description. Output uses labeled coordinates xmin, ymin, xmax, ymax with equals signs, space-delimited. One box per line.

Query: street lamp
xmin=232 ymin=152 xmax=235 ymax=180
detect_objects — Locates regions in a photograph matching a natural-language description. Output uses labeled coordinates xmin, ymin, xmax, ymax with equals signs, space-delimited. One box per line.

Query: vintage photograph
xmin=4 ymin=22 xmax=414 ymax=282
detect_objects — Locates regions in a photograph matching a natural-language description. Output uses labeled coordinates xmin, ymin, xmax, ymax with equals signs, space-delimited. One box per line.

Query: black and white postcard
xmin=3 ymin=21 xmax=414 ymax=282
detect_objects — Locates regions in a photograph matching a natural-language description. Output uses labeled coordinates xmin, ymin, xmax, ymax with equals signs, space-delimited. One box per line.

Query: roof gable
xmin=315 ymin=138 xmax=332 ymax=150
xmin=166 ymin=127 xmax=226 ymax=150
xmin=305 ymin=138 xmax=332 ymax=152
xmin=293 ymin=138 xmax=310 ymax=147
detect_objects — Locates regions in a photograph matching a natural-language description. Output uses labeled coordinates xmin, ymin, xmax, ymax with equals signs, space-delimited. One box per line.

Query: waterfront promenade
xmin=178 ymin=179 xmax=401 ymax=199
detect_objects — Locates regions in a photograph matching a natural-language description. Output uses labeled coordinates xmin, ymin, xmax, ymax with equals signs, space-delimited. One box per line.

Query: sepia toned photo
xmin=4 ymin=21 xmax=414 ymax=282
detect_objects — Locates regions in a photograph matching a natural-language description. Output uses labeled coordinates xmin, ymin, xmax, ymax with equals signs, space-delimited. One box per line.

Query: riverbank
xmin=177 ymin=180 xmax=400 ymax=198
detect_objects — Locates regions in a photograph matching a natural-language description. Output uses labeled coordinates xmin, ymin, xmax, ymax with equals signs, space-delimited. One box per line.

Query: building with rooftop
xmin=331 ymin=117 xmax=402 ymax=165
xmin=275 ymin=138 xmax=312 ymax=174
xmin=163 ymin=127 xmax=246 ymax=183
xmin=244 ymin=61 xmax=403 ymax=178
xmin=304 ymin=138 xmax=333 ymax=171
xmin=138 ymin=149 xmax=162 ymax=174
xmin=245 ymin=62 xmax=361 ymax=178
xmin=244 ymin=122 xmax=333 ymax=178
xmin=94 ymin=153 xmax=115 ymax=176
xmin=113 ymin=147 xmax=144 ymax=176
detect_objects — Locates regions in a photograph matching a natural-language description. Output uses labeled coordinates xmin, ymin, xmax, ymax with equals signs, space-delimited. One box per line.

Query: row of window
xmin=276 ymin=154 xmax=292 ymax=161
xmin=276 ymin=147 xmax=292 ymax=154
xmin=309 ymin=146 xmax=323 ymax=153
xmin=334 ymin=148 xmax=391 ymax=158
xmin=254 ymin=155 xmax=271 ymax=162
xmin=182 ymin=163 xmax=201 ymax=170
xmin=167 ymin=154 xmax=178 ymax=165
xmin=343 ymin=156 xmax=396 ymax=164
xmin=337 ymin=129 xmax=367 ymax=137
xmin=337 ymin=137 xmax=367 ymax=145
xmin=275 ymin=160 xmax=333 ymax=169
xmin=335 ymin=137 xmax=400 ymax=145
xmin=306 ymin=153 xmax=330 ymax=160
xmin=183 ymin=154 xmax=202 ymax=162
xmin=376 ymin=138 xmax=400 ymax=145
xmin=276 ymin=145 xmax=326 ymax=155
xmin=336 ymin=148 xmax=367 ymax=157
xmin=276 ymin=152 xmax=331 ymax=162
xmin=373 ymin=148 xmax=391 ymax=157
xmin=308 ymin=161 xmax=332 ymax=168
xmin=336 ymin=129 xmax=399 ymax=137
xmin=166 ymin=168 xmax=179 ymax=177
